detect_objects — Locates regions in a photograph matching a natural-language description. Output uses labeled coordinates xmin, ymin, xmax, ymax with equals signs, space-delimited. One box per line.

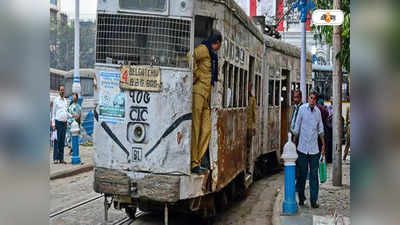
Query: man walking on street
xmin=52 ymin=85 xmax=71 ymax=164
xmin=293 ymin=90 xmax=326 ymax=208
xmin=190 ymin=30 xmax=222 ymax=174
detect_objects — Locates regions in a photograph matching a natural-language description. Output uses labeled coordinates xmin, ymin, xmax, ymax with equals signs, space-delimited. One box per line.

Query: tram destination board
xmin=120 ymin=65 xmax=161 ymax=92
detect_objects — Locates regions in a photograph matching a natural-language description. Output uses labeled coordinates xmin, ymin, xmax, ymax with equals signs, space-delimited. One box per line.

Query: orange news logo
xmin=320 ymin=12 xmax=336 ymax=23
xmin=312 ymin=10 xmax=344 ymax=26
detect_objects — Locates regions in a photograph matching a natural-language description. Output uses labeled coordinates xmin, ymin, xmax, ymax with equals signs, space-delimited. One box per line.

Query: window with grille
xmin=96 ymin=14 xmax=191 ymax=68
xmin=119 ymin=0 xmax=167 ymax=12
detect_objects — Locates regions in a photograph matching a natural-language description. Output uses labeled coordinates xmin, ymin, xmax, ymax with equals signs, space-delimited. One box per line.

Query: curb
xmin=272 ymin=184 xmax=284 ymax=225
xmin=50 ymin=164 xmax=94 ymax=180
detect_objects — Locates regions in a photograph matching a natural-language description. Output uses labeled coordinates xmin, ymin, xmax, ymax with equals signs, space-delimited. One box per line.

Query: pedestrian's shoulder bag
xmin=319 ymin=155 xmax=327 ymax=183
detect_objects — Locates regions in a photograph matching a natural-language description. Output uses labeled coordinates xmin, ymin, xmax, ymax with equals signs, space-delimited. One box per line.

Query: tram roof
xmin=65 ymin=68 xmax=95 ymax=79
xmin=50 ymin=68 xmax=68 ymax=76
xmin=264 ymin=35 xmax=313 ymax=62
xmin=216 ymin=0 xmax=265 ymax=42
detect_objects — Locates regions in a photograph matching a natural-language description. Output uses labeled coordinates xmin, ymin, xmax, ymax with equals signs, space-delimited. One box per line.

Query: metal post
xmin=299 ymin=0 xmax=307 ymax=103
xmin=71 ymin=120 xmax=81 ymax=164
xmin=282 ymin=133 xmax=298 ymax=215
xmin=72 ymin=0 xmax=81 ymax=95
xmin=300 ymin=21 xmax=307 ymax=103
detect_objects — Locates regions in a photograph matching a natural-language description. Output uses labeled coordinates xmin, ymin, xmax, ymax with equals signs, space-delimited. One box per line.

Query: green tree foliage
xmin=49 ymin=19 xmax=96 ymax=71
xmin=311 ymin=0 xmax=350 ymax=72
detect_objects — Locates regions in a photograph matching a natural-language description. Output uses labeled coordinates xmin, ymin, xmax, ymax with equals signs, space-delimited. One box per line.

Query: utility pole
xmin=332 ymin=0 xmax=343 ymax=186
xmin=72 ymin=0 xmax=81 ymax=95
xmin=298 ymin=0 xmax=314 ymax=103
xmin=300 ymin=0 xmax=307 ymax=103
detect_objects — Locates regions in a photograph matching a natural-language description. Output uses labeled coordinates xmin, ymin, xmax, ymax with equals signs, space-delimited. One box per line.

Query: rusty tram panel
xmin=216 ymin=109 xmax=247 ymax=190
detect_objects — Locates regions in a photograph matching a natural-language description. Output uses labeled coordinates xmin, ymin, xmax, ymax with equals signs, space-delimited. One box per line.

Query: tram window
xmin=255 ymin=75 xmax=261 ymax=106
xmin=228 ymin=64 xmax=233 ymax=107
xmin=222 ymin=62 xmax=228 ymax=108
xmin=275 ymin=80 xmax=280 ymax=106
xmin=194 ymin=16 xmax=213 ymax=47
xmin=239 ymin=69 xmax=244 ymax=107
xmin=256 ymin=75 xmax=261 ymax=106
xmin=119 ymin=0 xmax=167 ymax=12
xmin=244 ymin=71 xmax=248 ymax=106
xmin=233 ymin=67 xmax=239 ymax=108
xmin=268 ymin=80 xmax=274 ymax=106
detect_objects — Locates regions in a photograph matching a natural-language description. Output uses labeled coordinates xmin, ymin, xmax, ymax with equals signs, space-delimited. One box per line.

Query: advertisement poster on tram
xmin=99 ymin=71 xmax=125 ymax=124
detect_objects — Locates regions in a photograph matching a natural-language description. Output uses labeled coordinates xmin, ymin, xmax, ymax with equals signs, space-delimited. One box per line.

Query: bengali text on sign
xmin=120 ymin=65 xmax=161 ymax=92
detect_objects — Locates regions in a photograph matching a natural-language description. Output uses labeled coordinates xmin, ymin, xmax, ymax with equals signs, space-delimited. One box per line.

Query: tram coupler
xmin=164 ymin=203 xmax=168 ymax=225
xmin=104 ymin=195 xmax=113 ymax=222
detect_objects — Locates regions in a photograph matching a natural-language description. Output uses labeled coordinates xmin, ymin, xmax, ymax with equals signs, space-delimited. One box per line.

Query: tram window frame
xmin=254 ymin=75 xmax=260 ymax=106
xmin=274 ymin=80 xmax=280 ymax=107
xmin=228 ymin=64 xmax=233 ymax=108
xmin=268 ymin=80 xmax=274 ymax=106
xmin=239 ymin=68 xmax=244 ymax=107
xmin=222 ymin=61 xmax=228 ymax=108
xmin=233 ymin=66 xmax=239 ymax=108
xmin=257 ymin=76 xmax=260 ymax=107
xmin=244 ymin=70 xmax=248 ymax=106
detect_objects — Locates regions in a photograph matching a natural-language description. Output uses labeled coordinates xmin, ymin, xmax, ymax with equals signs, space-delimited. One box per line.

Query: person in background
xmin=293 ymin=90 xmax=326 ymax=208
xmin=190 ymin=30 xmax=222 ymax=174
xmin=52 ymin=85 xmax=71 ymax=164
xmin=343 ymin=104 xmax=350 ymax=160
xmin=66 ymin=93 xmax=81 ymax=155
xmin=317 ymin=95 xmax=329 ymax=159
xmin=289 ymin=90 xmax=302 ymax=190
xmin=289 ymin=90 xmax=303 ymax=142
xmin=247 ymin=82 xmax=257 ymax=173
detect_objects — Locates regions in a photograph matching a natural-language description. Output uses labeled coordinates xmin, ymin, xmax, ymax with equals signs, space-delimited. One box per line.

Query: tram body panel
xmin=94 ymin=66 xmax=193 ymax=175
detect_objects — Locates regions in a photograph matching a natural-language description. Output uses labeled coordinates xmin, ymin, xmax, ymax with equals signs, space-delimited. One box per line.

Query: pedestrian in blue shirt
xmin=293 ymin=90 xmax=326 ymax=208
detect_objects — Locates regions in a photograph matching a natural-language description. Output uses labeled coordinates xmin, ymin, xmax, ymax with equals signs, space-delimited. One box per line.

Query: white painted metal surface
xmin=94 ymin=66 xmax=193 ymax=175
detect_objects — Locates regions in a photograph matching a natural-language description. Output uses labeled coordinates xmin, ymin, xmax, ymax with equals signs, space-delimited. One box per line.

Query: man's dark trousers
xmin=55 ymin=120 xmax=67 ymax=161
xmin=296 ymin=151 xmax=320 ymax=204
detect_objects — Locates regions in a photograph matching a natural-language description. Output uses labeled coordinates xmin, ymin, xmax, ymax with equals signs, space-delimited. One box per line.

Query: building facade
xmin=50 ymin=0 xmax=68 ymax=25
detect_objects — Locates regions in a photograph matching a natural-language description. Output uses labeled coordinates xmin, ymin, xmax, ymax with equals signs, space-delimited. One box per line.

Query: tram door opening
xmin=280 ymin=69 xmax=290 ymax=152
xmin=194 ymin=16 xmax=213 ymax=47
xmin=194 ymin=15 xmax=214 ymax=168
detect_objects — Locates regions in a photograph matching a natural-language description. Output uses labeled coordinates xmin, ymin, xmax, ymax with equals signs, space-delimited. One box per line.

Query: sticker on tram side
xmin=99 ymin=71 xmax=125 ymax=124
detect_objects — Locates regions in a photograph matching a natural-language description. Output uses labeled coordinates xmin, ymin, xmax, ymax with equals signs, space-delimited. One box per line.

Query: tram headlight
xmin=127 ymin=122 xmax=148 ymax=144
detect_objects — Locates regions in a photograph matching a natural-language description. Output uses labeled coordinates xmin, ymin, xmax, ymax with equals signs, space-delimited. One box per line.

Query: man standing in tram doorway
xmin=190 ymin=30 xmax=222 ymax=174
xmin=247 ymin=82 xmax=257 ymax=173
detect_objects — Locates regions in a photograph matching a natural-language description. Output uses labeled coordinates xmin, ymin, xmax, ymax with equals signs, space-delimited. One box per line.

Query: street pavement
xmin=274 ymin=148 xmax=350 ymax=225
xmin=49 ymin=144 xmax=94 ymax=179
xmin=49 ymin=169 xmax=283 ymax=225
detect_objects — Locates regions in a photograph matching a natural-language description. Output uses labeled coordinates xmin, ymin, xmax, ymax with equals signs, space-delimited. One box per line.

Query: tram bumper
xmin=94 ymin=167 xmax=183 ymax=203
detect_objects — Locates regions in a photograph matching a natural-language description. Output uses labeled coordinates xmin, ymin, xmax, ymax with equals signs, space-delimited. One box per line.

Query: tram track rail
xmin=49 ymin=194 xmax=105 ymax=218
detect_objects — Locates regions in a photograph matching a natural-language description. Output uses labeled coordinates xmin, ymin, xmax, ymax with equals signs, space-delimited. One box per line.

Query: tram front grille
xmin=96 ymin=13 xmax=191 ymax=68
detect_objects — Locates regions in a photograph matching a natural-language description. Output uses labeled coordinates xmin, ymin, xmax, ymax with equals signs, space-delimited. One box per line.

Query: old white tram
xmin=93 ymin=0 xmax=312 ymax=222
